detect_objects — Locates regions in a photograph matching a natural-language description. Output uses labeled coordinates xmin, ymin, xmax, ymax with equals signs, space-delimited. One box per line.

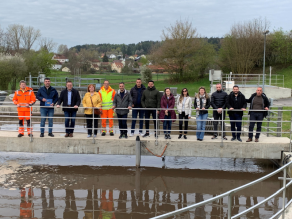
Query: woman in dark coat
xmin=159 ymin=88 xmax=176 ymax=139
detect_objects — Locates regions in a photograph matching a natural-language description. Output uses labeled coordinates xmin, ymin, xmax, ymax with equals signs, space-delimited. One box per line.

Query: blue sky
xmin=0 ymin=0 xmax=291 ymax=48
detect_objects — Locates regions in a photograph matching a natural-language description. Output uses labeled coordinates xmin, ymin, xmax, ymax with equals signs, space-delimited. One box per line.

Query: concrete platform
xmin=0 ymin=131 xmax=289 ymax=159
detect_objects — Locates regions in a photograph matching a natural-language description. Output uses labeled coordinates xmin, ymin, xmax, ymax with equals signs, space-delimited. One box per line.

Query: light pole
xmin=263 ymin=30 xmax=269 ymax=93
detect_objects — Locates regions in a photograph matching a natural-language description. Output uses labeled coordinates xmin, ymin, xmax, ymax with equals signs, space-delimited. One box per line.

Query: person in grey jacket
xmin=113 ymin=82 xmax=132 ymax=139
xmin=141 ymin=80 xmax=161 ymax=138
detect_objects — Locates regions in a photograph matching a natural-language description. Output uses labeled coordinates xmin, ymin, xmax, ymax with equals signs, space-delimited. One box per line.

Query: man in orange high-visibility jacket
xmin=13 ymin=80 xmax=36 ymax=137
xmin=98 ymin=80 xmax=116 ymax=136
xmin=20 ymin=187 xmax=36 ymax=219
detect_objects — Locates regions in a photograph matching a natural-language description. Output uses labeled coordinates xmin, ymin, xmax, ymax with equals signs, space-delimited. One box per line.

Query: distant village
xmin=52 ymin=53 xmax=164 ymax=74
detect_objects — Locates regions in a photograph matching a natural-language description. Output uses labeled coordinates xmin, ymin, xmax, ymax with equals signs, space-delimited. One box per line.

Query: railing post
xmin=221 ymin=109 xmax=224 ymax=147
xmin=136 ymin=136 xmax=141 ymax=168
xmin=155 ymin=109 xmax=158 ymax=146
xmin=228 ymin=193 xmax=233 ymax=219
xmin=282 ymin=167 xmax=287 ymax=219
xmin=30 ymin=105 xmax=32 ymax=142
xmin=92 ymin=108 xmax=95 ymax=144
xmin=290 ymin=111 xmax=292 ymax=153
xmin=277 ymin=107 xmax=283 ymax=137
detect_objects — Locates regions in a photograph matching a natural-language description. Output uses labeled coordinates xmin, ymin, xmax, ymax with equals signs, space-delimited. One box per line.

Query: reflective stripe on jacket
xmin=98 ymin=86 xmax=116 ymax=110
xmin=13 ymin=87 xmax=36 ymax=112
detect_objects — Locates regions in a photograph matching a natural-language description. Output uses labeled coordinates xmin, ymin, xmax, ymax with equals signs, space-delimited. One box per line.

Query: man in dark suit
xmin=57 ymin=81 xmax=81 ymax=137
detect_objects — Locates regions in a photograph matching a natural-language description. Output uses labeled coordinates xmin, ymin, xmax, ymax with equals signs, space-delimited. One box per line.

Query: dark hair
xmin=136 ymin=78 xmax=142 ymax=81
xmin=179 ymin=88 xmax=189 ymax=102
xmin=44 ymin=77 xmax=50 ymax=81
xmin=148 ymin=80 xmax=154 ymax=84
xmin=119 ymin=82 xmax=125 ymax=85
xmin=103 ymin=80 xmax=109 ymax=84
xmin=66 ymin=80 xmax=72 ymax=84
xmin=233 ymin=85 xmax=239 ymax=89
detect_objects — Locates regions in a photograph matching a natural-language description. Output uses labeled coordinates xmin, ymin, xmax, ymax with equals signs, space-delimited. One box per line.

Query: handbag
xmin=90 ymin=96 xmax=100 ymax=116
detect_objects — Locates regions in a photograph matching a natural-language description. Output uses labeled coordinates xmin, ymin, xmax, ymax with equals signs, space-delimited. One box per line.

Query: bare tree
xmin=39 ymin=37 xmax=57 ymax=52
xmin=57 ymin=44 xmax=68 ymax=54
xmin=0 ymin=26 xmax=9 ymax=53
xmin=6 ymin=24 xmax=23 ymax=52
xmin=21 ymin=26 xmax=41 ymax=51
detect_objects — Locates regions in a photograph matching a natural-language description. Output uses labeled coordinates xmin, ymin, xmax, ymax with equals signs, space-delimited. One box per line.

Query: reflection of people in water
xmin=20 ymin=187 xmax=36 ymax=219
xmin=41 ymin=188 xmax=55 ymax=219
xmin=194 ymin=193 xmax=206 ymax=219
xmin=99 ymin=189 xmax=116 ymax=219
xmin=131 ymin=190 xmax=152 ymax=219
xmin=83 ymin=189 xmax=99 ymax=219
xmin=63 ymin=189 xmax=78 ymax=219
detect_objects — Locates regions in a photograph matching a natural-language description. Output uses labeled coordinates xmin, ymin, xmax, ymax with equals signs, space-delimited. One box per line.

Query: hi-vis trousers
xmin=101 ymin=109 xmax=114 ymax=133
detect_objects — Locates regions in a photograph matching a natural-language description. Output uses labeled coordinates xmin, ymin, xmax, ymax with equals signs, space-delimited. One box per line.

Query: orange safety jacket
xmin=13 ymin=87 xmax=36 ymax=112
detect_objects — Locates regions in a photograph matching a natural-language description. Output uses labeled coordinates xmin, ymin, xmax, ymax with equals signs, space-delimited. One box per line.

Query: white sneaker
xmin=129 ymin=133 xmax=134 ymax=137
xmin=87 ymin=134 xmax=92 ymax=138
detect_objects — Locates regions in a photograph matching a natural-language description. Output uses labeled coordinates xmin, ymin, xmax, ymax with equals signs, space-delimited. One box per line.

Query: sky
xmin=0 ymin=0 xmax=291 ymax=49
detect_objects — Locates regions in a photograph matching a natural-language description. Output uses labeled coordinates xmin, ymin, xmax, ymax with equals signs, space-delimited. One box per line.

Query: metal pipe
xmin=282 ymin=167 xmax=287 ymax=219
xmin=136 ymin=136 xmax=141 ymax=168
xmin=30 ymin=105 xmax=32 ymax=142
xmin=228 ymin=193 xmax=233 ymax=219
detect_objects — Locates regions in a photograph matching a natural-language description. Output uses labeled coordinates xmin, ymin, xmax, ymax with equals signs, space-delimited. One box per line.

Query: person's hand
xmin=157 ymin=111 xmax=160 ymax=114
xmin=132 ymin=104 xmax=134 ymax=107
xmin=202 ymin=107 xmax=205 ymax=110
xmin=264 ymin=107 xmax=269 ymax=110
xmin=128 ymin=106 xmax=132 ymax=109
xmin=188 ymin=116 xmax=191 ymax=119
xmin=241 ymin=108 xmax=246 ymax=111
xmin=56 ymin=105 xmax=60 ymax=108
xmin=112 ymin=106 xmax=115 ymax=109
xmin=50 ymin=103 xmax=54 ymax=107
xmin=196 ymin=108 xmax=199 ymax=110
xmin=25 ymin=103 xmax=29 ymax=107
xmin=42 ymin=98 xmax=47 ymax=102
xmin=17 ymin=104 xmax=20 ymax=107
xmin=100 ymin=109 xmax=103 ymax=115
xmin=217 ymin=108 xmax=222 ymax=113
xmin=229 ymin=108 xmax=234 ymax=110
xmin=74 ymin=105 xmax=78 ymax=109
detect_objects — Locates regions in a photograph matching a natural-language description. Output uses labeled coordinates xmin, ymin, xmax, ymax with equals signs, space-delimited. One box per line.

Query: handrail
xmin=150 ymin=160 xmax=292 ymax=219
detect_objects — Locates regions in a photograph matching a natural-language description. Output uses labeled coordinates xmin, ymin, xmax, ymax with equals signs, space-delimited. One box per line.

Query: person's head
xmin=87 ymin=84 xmax=95 ymax=92
xmin=233 ymin=85 xmax=239 ymax=94
xmin=199 ymin=86 xmax=206 ymax=96
xmin=165 ymin=88 xmax=171 ymax=97
xmin=181 ymin=88 xmax=189 ymax=97
xmin=66 ymin=81 xmax=73 ymax=90
xmin=119 ymin=82 xmax=125 ymax=92
xmin=136 ymin=78 xmax=142 ymax=88
xmin=256 ymin=87 xmax=263 ymax=96
xmin=19 ymin=80 xmax=26 ymax=90
xmin=216 ymin=83 xmax=222 ymax=91
xmin=103 ymin=80 xmax=109 ymax=89
xmin=148 ymin=80 xmax=154 ymax=88
xmin=44 ymin=78 xmax=51 ymax=88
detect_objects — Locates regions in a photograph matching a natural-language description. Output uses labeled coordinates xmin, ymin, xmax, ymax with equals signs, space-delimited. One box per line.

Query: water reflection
xmin=20 ymin=188 xmax=34 ymax=219
xmin=42 ymin=188 xmax=55 ymax=218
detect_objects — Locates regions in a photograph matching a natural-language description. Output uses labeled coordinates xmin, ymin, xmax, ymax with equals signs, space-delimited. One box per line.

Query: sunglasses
xmin=183 ymin=90 xmax=187 ymax=92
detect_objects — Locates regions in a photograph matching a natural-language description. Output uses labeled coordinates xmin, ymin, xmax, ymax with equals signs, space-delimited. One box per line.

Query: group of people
xmin=12 ymin=78 xmax=269 ymax=142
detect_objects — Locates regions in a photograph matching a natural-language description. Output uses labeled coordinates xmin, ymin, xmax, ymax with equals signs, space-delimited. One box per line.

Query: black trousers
xmin=179 ymin=112 xmax=189 ymax=134
xmin=145 ymin=110 xmax=157 ymax=133
xmin=85 ymin=114 xmax=98 ymax=135
xmin=248 ymin=112 xmax=264 ymax=139
xmin=213 ymin=110 xmax=226 ymax=137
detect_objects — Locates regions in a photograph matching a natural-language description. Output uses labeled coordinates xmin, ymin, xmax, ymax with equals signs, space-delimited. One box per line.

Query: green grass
xmin=274 ymin=65 xmax=292 ymax=89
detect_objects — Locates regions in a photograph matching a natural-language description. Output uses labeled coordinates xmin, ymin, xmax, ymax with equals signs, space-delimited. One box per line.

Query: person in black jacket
xmin=226 ymin=85 xmax=247 ymax=142
xmin=130 ymin=78 xmax=146 ymax=137
xmin=246 ymin=87 xmax=270 ymax=142
xmin=36 ymin=78 xmax=59 ymax=137
xmin=57 ymin=81 xmax=81 ymax=137
xmin=211 ymin=83 xmax=228 ymax=139
xmin=194 ymin=86 xmax=211 ymax=141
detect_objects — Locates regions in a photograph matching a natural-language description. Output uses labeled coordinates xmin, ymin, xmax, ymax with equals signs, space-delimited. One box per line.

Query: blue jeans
xmin=131 ymin=108 xmax=144 ymax=134
xmin=64 ymin=110 xmax=77 ymax=134
xmin=196 ymin=113 xmax=208 ymax=140
xmin=40 ymin=107 xmax=54 ymax=133
xmin=117 ymin=114 xmax=128 ymax=135
xmin=229 ymin=113 xmax=242 ymax=138
xmin=163 ymin=115 xmax=172 ymax=134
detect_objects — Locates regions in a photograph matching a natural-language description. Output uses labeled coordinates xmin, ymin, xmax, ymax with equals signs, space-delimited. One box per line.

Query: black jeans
xmin=248 ymin=112 xmax=264 ymax=139
xmin=117 ymin=113 xmax=128 ymax=135
xmin=85 ymin=114 xmax=98 ymax=135
xmin=229 ymin=113 xmax=242 ymax=138
xmin=145 ymin=109 xmax=157 ymax=133
xmin=179 ymin=112 xmax=189 ymax=134
xmin=213 ymin=110 xmax=226 ymax=137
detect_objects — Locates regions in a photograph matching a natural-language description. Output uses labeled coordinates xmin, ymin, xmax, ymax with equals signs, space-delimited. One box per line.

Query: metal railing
xmin=150 ymin=160 xmax=292 ymax=219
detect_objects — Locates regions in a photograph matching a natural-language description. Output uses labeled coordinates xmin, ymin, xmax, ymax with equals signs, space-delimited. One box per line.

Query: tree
xmin=140 ymin=66 xmax=152 ymax=84
xmin=21 ymin=26 xmax=41 ymax=51
xmin=102 ymin=53 xmax=109 ymax=62
xmin=151 ymin=19 xmax=204 ymax=81
xmin=39 ymin=37 xmax=57 ymax=52
xmin=6 ymin=24 xmax=23 ymax=52
xmin=219 ymin=18 xmax=269 ymax=74
xmin=57 ymin=44 xmax=68 ymax=54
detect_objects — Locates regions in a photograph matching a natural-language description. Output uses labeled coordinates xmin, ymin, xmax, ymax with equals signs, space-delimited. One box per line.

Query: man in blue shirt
xmin=36 ymin=78 xmax=59 ymax=137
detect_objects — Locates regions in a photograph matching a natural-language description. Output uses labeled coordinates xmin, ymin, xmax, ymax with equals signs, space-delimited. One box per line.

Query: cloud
xmin=0 ymin=0 xmax=291 ymax=48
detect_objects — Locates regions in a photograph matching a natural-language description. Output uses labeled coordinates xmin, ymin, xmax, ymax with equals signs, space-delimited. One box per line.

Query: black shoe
xmin=143 ymin=132 xmax=150 ymax=138
xmin=164 ymin=134 xmax=168 ymax=139
xmin=119 ymin=134 xmax=123 ymax=139
xmin=124 ymin=134 xmax=128 ymax=139
xmin=237 ymin=138 xmax=242 ymax=142
xmin=231 ymin=137 xmax=236 ymax=141
xmin=154 ymin=132 xmax=157 ymax=138
xmin=168 ymin=134 xmax=171 ymax=139
xmin=199 ymin=139 xmax=203 ymax=141
xmin=101 ymin=132 xmax=106 ymax=136
xmin=28 ymin=134 xmax=33 ymax=137
xmin=211 ymin=135 xmax=217 ymax=139
xmin=18 ymin=133 xmax=24 ymax=137
xmin=48 ymin=133 xmax=54 ymax=137
xmin=110 ymin=132 xmax=114 ymax=136
xmin=222 ymin=136 xmax=228 ymax=140
xmin=183 ymin=135 xmax=187 ymax=139
xmin=40 ymin=133 xmax=44 ymax=137
xmin=178 ymin=134 xmax=182 ymax=139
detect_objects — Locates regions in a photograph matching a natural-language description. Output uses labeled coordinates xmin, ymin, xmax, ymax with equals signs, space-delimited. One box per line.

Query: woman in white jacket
xmin=176 ymin=88 xmax=192 ymax=139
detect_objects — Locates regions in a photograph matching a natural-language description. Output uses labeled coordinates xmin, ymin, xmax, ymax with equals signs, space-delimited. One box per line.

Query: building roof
xmin=53 ymin=54 xmax=68 ymax=60
xmin=92 ymin=64 xmax=99 ymax=68
xmin=114 ymin=62 xmax=124 ymax=68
